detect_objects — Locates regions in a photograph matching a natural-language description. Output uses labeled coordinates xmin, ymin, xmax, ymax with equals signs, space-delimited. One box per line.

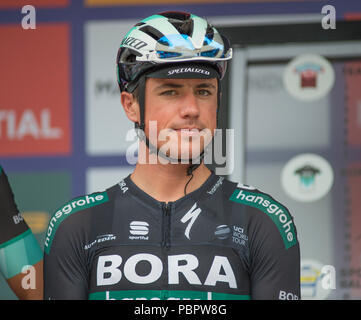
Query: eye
xmin=160 ymin=90 xmax=177 ymax=96
xmin=197 ymin=89 xmax=212 ymax=96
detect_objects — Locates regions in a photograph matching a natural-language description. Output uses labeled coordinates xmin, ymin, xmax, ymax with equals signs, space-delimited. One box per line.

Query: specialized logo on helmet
xmin=121 ymin=36 xmax=148 ymax=50
xmin=168 ymin=67 xmax=210 ymax=76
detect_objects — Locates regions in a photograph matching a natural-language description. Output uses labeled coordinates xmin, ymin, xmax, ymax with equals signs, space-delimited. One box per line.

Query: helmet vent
xmin=172 ymin=18 xmax=194 ymax=37
xmin=204 ymin=24 xmax=215 ymax=43
xmin=139 ymin=25 xmax=165 ymax=42
xmin=134 ymin=22 xmax=145 ymax=27
xmin=158 ymin=11 xmax=194 ymax=36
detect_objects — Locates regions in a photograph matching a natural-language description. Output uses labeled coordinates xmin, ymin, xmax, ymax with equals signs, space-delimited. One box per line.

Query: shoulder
xmin=0 ymin=166 xmax=29 ymax=245
xmin=44 ymin=189 xmax=112 ymax=254
xmin=223 ymin=179 xmax=298 ymax=250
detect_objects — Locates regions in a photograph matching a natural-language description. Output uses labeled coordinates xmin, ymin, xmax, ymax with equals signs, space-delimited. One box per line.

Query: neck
xmin=130 ymin=160 xmax=211 ymax=203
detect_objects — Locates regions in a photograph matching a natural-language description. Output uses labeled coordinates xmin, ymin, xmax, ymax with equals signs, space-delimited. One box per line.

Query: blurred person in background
xmin=0 ymin=165 xmax=43 ymax=300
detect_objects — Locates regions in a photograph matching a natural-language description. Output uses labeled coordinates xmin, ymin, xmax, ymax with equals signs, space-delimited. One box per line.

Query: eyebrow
xmin=154 ymin=82 xmax=217 ymax=91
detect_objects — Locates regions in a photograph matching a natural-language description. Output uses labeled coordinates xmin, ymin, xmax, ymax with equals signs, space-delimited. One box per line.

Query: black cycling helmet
xmin=116 ymin=11 xmax=232 ymax=177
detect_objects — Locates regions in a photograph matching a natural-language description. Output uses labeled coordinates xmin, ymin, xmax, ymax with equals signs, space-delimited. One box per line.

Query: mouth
xmin=174 ymin=128 xmax=202 ymax=137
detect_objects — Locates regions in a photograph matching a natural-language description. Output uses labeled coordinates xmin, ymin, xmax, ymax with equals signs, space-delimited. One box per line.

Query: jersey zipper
xmin=162 ymin=202 xmax=171 ymax=250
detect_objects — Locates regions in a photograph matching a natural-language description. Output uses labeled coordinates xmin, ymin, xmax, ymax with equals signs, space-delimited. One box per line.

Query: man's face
xmin=144 ymin=77 xmax=218 ymax=161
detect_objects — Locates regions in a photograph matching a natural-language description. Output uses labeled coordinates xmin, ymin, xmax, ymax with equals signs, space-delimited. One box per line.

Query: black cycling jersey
xmin=43 ymin=171 xmax=300 ymax=300
xmin=0 ymin=166 xmax=43 ymax=280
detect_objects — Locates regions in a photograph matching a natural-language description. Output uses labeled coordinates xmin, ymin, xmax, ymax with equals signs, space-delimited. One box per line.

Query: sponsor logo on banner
xmin=283 ymin=54 xmax=335 ymax=101
xmin=85 ymin=0 xmax=251 ymax=6
xmin=301 ymin=259 xmax=333 ymax=300
xmin=0 ymin=24 xmax=71 ymax=156
xmin=0 ymin=0 xmax=69 ymax=8
xmin=281 ymin=153 xmax=334 ymax=202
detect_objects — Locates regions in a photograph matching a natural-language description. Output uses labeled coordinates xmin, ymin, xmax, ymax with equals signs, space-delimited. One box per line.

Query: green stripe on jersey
xmin=229 ymin=189 xmax=297 ymax=250
xmin=0 ymin=229 xmax=43 ymax=279
xmin=89 ymin=290 xmax=250 ymax=300
xmin=44 ymin=192 xmax=109 ymax=254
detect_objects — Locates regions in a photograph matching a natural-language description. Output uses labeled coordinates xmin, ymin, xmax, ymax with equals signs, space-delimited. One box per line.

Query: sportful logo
xmin=229 ymin=189 xmax=297 ymax=250
xmin=44 ymin=192 xmax=108 ymax=254
xmin=168 ymin=68 xmax=210 ymax=76
xmin=129 ymin=221 xmax=149 ymax=240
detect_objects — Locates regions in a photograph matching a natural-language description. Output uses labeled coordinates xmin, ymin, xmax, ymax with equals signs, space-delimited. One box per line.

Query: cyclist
xmin=0 ymin=165 xmax=43 ymax=300
xmin=44 ymin=11 xmax=300 ymax=300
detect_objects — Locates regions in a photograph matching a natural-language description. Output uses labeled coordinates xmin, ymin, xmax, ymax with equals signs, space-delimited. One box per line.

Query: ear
xmin=121 ymin=91 xmax=139 ymax=123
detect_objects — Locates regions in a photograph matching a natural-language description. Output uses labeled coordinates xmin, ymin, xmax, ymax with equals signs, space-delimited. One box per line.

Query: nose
xmin=179 ymin=90 xmax=200 ymax=120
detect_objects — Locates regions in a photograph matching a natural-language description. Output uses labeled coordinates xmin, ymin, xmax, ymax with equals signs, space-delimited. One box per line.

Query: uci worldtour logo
xmin=214 ymin=225 xmax=248 ymax=246
xmin=125 ymin=121 xmax=234 ymax=176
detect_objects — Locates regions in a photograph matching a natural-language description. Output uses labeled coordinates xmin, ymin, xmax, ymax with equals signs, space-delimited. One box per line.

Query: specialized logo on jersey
xmin=229 ymin=189 xmax=297 ymax=249
xmin=44 ymin=192 xmax=109 ymax=254
xmin=181 ymin=203 xmax=201 ymax=240
xmin=129 ymin=221 xmax=149 ymax=240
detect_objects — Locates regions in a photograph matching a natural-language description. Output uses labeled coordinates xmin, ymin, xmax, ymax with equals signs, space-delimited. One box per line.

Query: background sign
xmin=0 ymin=24 xmax=71 ymax=157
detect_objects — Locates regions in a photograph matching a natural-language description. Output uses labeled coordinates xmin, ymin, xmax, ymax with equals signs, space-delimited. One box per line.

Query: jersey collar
xmin=122 ymin=170 xmax=220 ymax=209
